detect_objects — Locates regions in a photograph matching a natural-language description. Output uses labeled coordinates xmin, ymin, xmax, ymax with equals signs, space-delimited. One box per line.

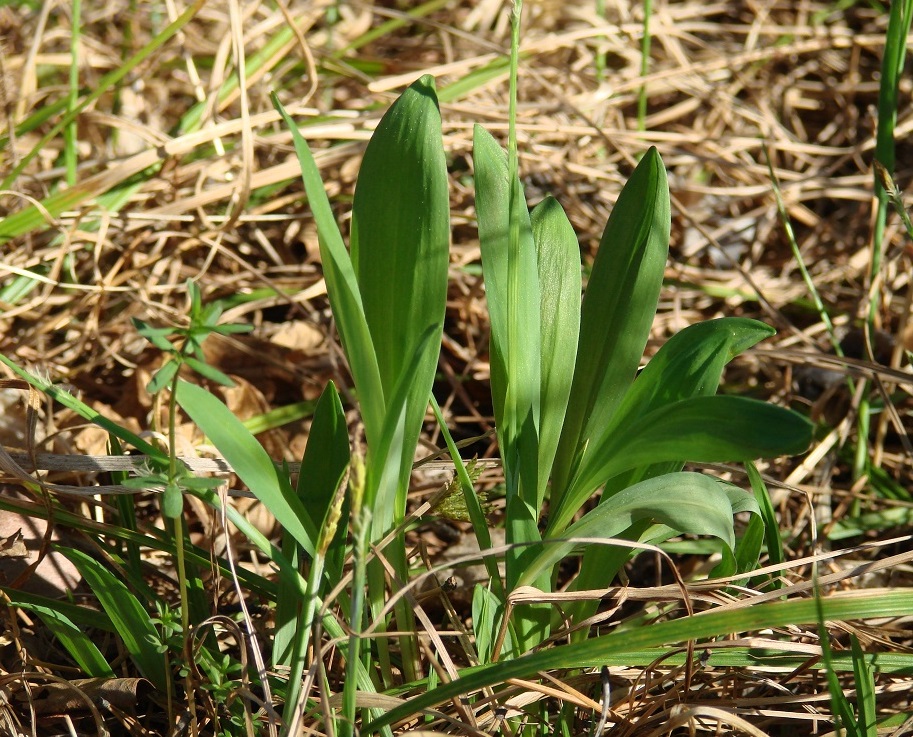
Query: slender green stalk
xmin=813 ymin=556 xmax=857 ymax=735
xmin=765 ymin=147 xmax=841 ymax=357
xmin=869 ymin=0 xmax=913 ymax=302
xmin=280 ymin=555 xmax=326 ymax=737
xmin=65 ymin=0 xmax=80 ymax=187
xmin=331 ymin=0 xmax=451 ymax=57
xmin=166 ymin=372 xmax=196 ymax=731
xmin=341 ymin=459 xmax=368 ymax=737
xmin=856 ymin=0 xmax=912 ymax=480
xmin=638 ymin=0 xmax=653 ymax=131
xmin=594 ymin=0 xmax=606 ymax=82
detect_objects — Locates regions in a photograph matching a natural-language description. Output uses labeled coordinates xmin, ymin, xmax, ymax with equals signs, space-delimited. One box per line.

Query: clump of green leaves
xmin=453 ymin=1 xmax=814 ymax=654
xmin=273 ymin=69 xmax=812 ymax=727
xmin=470 ymin=132 xmax=811 ymax=652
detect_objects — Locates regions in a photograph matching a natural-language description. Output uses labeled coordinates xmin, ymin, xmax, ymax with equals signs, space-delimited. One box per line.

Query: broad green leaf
xmin=519 ymin=472 xmax=737 ymax=587
xmin=601 ymin=318 xmax=774 ymax=442
xmin=474 ymin=125 xmax=543 ymax=602
xmin=351 ymin=75 xmax=449 ymax=504
xmin=531 ymin=196 xmax=580 ymax=508
xmin=550 ymin=147 xmax=670 ymax=506
xmin=60 ymin=548 xmax=167 ymax=691
xmin=473 ymin=125 xmax=541 ymax=478
xmin=273 ymin=93 xmax=385 ymax=447
xmin=296 ymin=381 xmax=350 ymax=539
xmin=366 ymin=589 xmax=913 ymax=732
xmin=553 ymin=395 xmax=812 ymax=533
xmin=175 ymin=379 xmax=317 ymax=557
xmin=566 ymin=319 xmax=777 ymax=609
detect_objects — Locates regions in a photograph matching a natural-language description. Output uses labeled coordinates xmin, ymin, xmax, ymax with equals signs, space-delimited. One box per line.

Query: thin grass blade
xmin=60 ymin=548 xmax=168 ymax=691
xmin=273 ymin=94 xmax=385 ymax=443
xmin=852 ymin=634 xmax=878 ymax=737
xmin=366 ymin=589 xmax=913 ymax=732
xmin=33 ymin=606 xmax=116 ymax=678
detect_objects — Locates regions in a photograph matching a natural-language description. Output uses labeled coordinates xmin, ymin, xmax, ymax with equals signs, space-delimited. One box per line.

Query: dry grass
xmin=1 ymin=0 xmax=912 ymax=734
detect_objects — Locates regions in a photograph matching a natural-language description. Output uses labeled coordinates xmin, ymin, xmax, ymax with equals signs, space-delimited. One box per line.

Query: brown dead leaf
xmin=0 ymin=491 xmax=81 ymax=597
xmin=23 ymin=677 xmax=153 ymax=715
xmin=0 ymin=529 xmax=28 ymax=558
xmin=269 ymin=319 xmax=325 ymax=351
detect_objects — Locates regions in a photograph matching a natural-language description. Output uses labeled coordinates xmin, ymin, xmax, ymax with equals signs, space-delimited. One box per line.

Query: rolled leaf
xmin=351 ymin=75 xmax=449 ymax=510
xmin=531 ymin=196 xmax=580 ymax=508
xmin=473 ymin=124 xmax=541 ymax=499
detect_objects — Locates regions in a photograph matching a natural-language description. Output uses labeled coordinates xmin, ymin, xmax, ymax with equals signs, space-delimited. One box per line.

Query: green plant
xmin=1 ymin=50 xmax=812 ymax=737
xmin=454 ymin=1 xmax=813 ymax=655
xmin=855 ymin=0 xmax=913 ymax=479
xmin=3 ymin=2 xmax=912 ymax=733
xmin=274 ymin=70 xmax=450 ymax=735
xmin=266 ymin=65 xmax=810 ymax=737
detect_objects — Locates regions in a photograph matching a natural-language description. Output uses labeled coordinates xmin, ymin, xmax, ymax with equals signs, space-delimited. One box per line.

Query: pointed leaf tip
xmin=416 ymin=74 xmax=436 ymax=89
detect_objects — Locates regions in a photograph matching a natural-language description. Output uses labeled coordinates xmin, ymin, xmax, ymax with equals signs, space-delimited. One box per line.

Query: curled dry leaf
xmin=19 ymin=677 xmax=153 ymax=716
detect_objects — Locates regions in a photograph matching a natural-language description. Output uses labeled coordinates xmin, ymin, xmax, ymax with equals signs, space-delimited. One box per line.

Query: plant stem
xmin=595 ymin=0 xmax=606 ymax=82
xmin=168 ymin=370 xmax=196 ymax=732
xmin=856 ymin=0 xmax=913 ymax=480
xmin=65 ymin=0 xmax=80 ymax=187
xmin=638 ymin=0 xmax=653 ymax=132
